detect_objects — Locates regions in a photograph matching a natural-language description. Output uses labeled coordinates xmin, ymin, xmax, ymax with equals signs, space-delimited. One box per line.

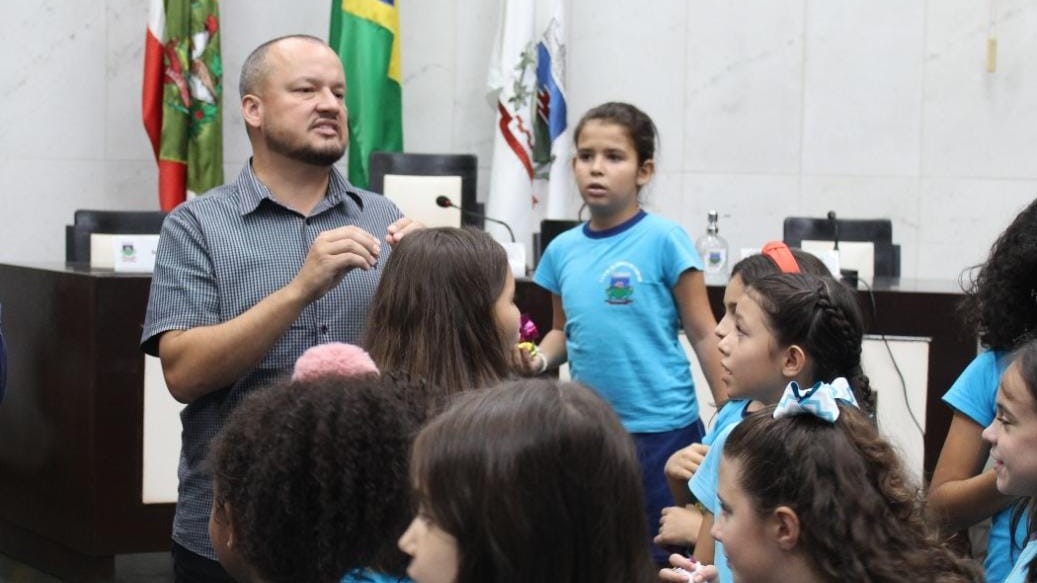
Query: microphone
xmin=436 ymin=195 xmax=517 ymax=243
xmin=827 ymin=210 xmax=840 ymax=251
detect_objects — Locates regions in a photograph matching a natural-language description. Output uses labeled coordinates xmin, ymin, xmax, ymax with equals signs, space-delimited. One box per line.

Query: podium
xmin=0 ymin=263 xmax=174 ymax=581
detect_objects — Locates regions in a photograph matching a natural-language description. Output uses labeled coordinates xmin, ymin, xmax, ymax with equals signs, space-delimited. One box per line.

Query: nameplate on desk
xmin=90 ymin=234 xmax=159 ymax=272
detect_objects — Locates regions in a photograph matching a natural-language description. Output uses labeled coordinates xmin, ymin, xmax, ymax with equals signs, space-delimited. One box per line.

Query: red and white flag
xmin=485 ymin=0 xmax=571 ymax=261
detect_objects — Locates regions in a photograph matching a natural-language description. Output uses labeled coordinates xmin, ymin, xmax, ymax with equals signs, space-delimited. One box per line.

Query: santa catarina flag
xmin=143 ymin=0 xmax=223 ymax=212
xmin=330 ymin=0 xmax=404 ymax=189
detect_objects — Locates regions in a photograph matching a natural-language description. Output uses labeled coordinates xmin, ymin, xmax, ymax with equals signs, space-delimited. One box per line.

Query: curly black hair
xmin=959 ymin=197 xmax=1037 ymax=350
xmin=208 ymin=374 xmax=441 ymax=583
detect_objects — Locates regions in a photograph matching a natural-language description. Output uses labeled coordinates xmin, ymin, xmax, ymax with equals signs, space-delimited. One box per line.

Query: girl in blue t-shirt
xmin=929 ymin=198 xmax=1037 ymax=582
xmin=663 ymin=273 xmax=875 ymax=582
xmin=657 ymin=245 xmax=831 ymax=549
xmin=525 ymin=101 xmax=724 ymax=564
xmin=982 ymin=338 xmax=1037 ymax=583
xmin=665 ymin=394 xmax=981 ymax=583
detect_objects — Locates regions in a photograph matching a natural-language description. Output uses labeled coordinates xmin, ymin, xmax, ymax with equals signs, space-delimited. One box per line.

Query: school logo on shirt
xmin=601 ymin=261 xmax=643 ymax=305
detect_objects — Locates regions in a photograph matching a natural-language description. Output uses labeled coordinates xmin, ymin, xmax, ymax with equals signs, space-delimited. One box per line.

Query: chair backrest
xmin=536 ymin=219 xmax=582 ymax=265
xmin=368 ymin=152 xmax=482 ymax=228
xmin=65 ymin=210 xmax=168 ymax=264
xmin=783 ymin=216 xmax=901 ymax=277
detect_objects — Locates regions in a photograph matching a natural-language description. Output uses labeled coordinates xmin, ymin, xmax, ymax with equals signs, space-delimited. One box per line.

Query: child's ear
xmin=770 ymin=505 xmax=801 ymax=550
xmin=781 ymin=345 xmax=808 ymax=379
xmin=213 ymin=500 xmax=236 ymax=548
xmin=636 ymin=159 xmax=655 ymax=187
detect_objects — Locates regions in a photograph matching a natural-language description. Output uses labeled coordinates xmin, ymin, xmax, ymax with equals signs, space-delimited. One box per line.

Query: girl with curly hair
xmin=983 ymin=338 xmax=1037 ymax=582
xmin=668 ymin=390 xmax=981 ymax=582
xmin=663 ymin=272 xmax=876 ymax=582
xmin=397 ymin=379 xmax=656 ymax=583
xmin=929 ymin=198 xmax=1037 ymax=582
xmin=364 ymin=227 xmax=520 ymax=393
xmin=207 ymin=374 xmax=437 ymax=583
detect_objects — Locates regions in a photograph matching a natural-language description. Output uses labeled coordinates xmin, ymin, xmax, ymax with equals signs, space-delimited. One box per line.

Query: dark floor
xmin=0 ymin=552 xmax=174 ymax=583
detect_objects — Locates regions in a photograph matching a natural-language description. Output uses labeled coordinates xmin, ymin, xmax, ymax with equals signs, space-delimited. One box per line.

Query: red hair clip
xmin=761 ymin=241 xmax=800 ymax=274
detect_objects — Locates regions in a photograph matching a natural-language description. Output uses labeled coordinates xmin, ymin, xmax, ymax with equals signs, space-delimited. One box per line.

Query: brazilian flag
xmin=330 ymin=0 xmax=404 ymax=189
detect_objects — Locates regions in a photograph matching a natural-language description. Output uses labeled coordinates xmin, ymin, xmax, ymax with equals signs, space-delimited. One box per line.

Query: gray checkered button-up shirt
xmin=141 ymin=163 xmax=402 ymax=560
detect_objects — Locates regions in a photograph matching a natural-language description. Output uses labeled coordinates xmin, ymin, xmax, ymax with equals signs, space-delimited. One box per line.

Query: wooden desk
xmin=516 ymin=276 xmax=974 ymax=479
xmin=0 ymin=263 xmax=174 ymax=582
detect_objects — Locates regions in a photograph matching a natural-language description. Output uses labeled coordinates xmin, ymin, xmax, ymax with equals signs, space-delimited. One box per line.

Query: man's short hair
xmin=238 ymin=34 xmax=329 ymax=98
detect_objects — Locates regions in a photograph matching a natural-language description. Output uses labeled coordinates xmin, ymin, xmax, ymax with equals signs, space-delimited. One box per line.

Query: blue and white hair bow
xmin=773 ymin=377 xmax=859 ymax=423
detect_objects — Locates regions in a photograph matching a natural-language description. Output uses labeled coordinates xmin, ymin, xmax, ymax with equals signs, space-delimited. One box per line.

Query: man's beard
xmin=265 ymin=125 xmax=347 ymax=167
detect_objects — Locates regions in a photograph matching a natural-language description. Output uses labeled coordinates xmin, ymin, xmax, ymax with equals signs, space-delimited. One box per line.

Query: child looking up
xmin=398 ymin=379 xmax=656 ymax=583
xmin=929 ymin=198 xmax=1037 ymax=582
xmin=365 ymin=227 xmax=520 ymax=392
xmin=657 ymin=244 xmax=830 ymax=549
xmin=666 ymin=386 xmax=981 ymax=583
xmin=680 ymin=273 xmax=875 ymax=582
xmin=529 ymin=101 xmax=724 ymax=563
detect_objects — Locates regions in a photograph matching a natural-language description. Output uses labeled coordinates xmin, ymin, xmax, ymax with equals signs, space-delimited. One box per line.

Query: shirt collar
xmin=235 ymin=161 xmax=365 ymax=216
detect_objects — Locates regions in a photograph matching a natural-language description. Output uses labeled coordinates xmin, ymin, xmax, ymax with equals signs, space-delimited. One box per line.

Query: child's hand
xmin=654 ymin=505 xmax=702 ymax=546
xmin=664 ymin=443 xmax=710 ymax=481
xmin=659 ymin=555 xmax=716 ymax=582
xmin=513 ymin=343 xmax=545 ymax=376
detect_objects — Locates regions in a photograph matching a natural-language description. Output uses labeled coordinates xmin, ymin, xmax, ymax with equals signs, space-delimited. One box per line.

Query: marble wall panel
xmin=802 ymin=0 xmax=925 ymax=176
xmin=684 ymin=0 xmax=805 ymax=174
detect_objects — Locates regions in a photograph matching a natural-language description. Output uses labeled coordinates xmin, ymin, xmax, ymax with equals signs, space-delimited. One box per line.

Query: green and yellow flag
xmin=330 ymin=0 xmax=404 ymax=189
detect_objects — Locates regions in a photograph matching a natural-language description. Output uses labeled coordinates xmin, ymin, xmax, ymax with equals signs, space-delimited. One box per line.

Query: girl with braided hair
xmin=670 ymin=391 xmax=981 ymax=582
xmin=657 ymin=244 xmax=831 ymax=550
xmin=662 ymin=273 xmax=875 ymax=582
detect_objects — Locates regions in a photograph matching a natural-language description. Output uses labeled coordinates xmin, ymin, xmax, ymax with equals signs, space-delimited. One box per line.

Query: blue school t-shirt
xmin=691 ymin=421 xmax=738 ymax=583
xmin=703 ymin=399 xmax=751 ymax=447
xmin=689 ymin=399 xmax=751 ymax=583
xmin=943 ymin=350 xmax=1028 ymax=583
xmin=533 ymin=211 xmax=704 ymax=432
xmin=1005 ymin=539 xmax=1037 ymax=583
xmin=341 ymin=569 xmax=410 ymax=583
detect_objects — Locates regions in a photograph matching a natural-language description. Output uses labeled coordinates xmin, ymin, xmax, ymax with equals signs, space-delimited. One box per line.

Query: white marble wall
xmin=1 ymin=0 xmax=1034 ymax=281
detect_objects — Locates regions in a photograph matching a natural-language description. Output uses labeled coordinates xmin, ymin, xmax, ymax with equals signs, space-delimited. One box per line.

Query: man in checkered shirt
xmin=141 ymin=35 xmax=421 ymax=582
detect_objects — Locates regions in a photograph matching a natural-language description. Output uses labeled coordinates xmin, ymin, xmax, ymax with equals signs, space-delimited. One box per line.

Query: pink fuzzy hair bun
xmin=291 ymin=342 xmax=380 ymax=382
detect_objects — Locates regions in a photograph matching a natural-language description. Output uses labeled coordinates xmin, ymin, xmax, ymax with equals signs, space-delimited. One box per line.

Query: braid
xmin=811 ymin=280 xmax=876 ymax=416
xmin=750 ymin=274 xmax=875 ymax=417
